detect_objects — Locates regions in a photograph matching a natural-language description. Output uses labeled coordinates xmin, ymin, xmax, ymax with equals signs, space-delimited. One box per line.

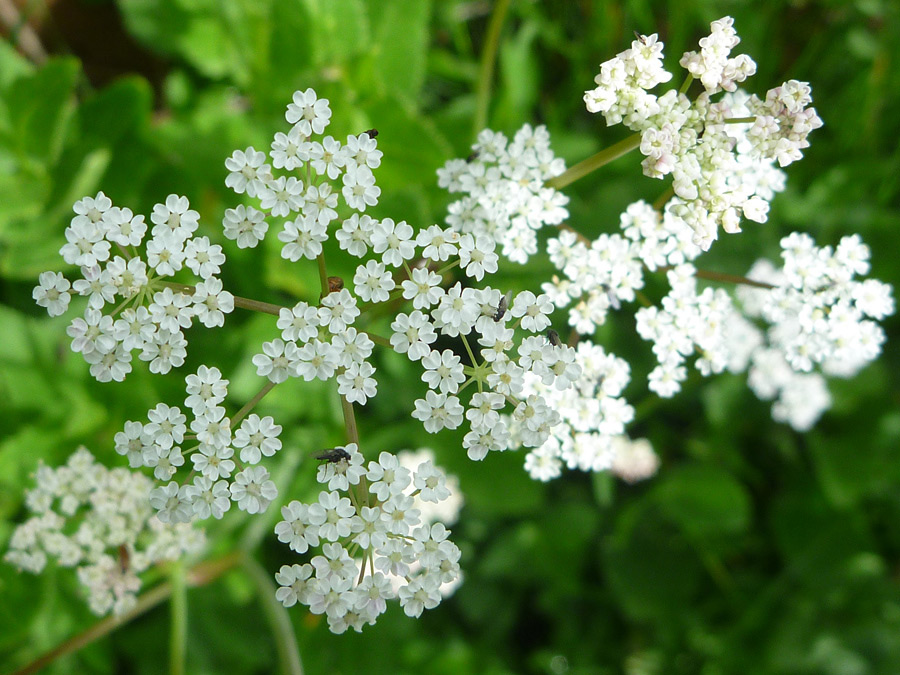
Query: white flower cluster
xmin=115 ymin=365 xmax=282 ymax=523
xmin=273 ymin=445 xmax=461 ymax=633
xmin=538 ymin=200 xmax=702 ymax=337
xmin=636 ymin=264 xmax=737 ymax=397
xmin=438 ymin=125 xmax=569 ymax=264
xmin=4 ymin=447 xmax=204 ymax=615
xmin=512 ymin=341 xmax=637 ymax=481
xmin=735 ymin=233 xmax=894 ymax=430
xmin=33 ymin=192 xmax=234 ymax=382
xmin=632 ymin=232 xmax=893 ymax=431
xmin=583 ymin=17 xmax=821 ymax=249
xmin=223 ymin=87 xmax=382 ymax=254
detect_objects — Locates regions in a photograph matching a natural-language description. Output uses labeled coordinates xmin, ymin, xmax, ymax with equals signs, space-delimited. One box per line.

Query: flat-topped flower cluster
xmin=4 ymin=448 xmax=204 ymax=615
xmin=274 ymin=446 xmax=461 ymax=633
xmin=582 ymin=16 xmax=821 ymax=249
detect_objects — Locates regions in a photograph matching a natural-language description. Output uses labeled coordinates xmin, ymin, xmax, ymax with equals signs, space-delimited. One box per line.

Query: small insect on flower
xmin=314 ymin=448 xmax=352 ymax=464
xmin=364 ymin=128 xmax=379 ymax=139
xmin=546 ymin=329 xmax=562 ymax=347
xmin=466 ymin=150 xmax=480 ymax=163
xmin=494 ymin=290 xmax=512 ymax=322
xmin=117 ymin=545 xmax=130 ymax=574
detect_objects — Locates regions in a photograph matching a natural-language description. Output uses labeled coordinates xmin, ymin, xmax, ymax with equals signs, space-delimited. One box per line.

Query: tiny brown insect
xmin=327 ymin=276 xmax=345 ymax=293
xmin=364 ymin=128 xmax=379 ymax=138
xmin=546 ymin=329 xmax=562 ymax=347
xmin=117 ymin=545 xmax=130 ymax=574
xmin=466 ymin=150 xmax=480 ymax=163
xmin=315 ymin=448 xmax=352 ymax=463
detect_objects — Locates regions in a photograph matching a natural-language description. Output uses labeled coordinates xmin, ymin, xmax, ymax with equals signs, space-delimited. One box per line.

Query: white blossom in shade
xmin=309 ymin=136 xmax=347 ymax=179
xmin=33 ymin=271 xmax=72 ymax=317
xmin=233 ymin=414 xmax=282 ymax=464
xmin=416 ymin=224 xmax=460 ymax=262
xmin=371 ymin=217 xmax=415 ymax=267
xmin=438 ymin=124 xmax=568 ymax=264
xmin=114 ymin=420 xmax=148 ymax=468
xmin=222 ymin=205 xmax=268 ymax=248
xmin=191 ymin=405 xmax=232 ymax=448
xmin=315 ymin=444 xmax=367 ymax=492
xmin=150 ymin=481 xmax=194 ymax=524
xmin=398 ymin=575 xmax=441 ymax=618
xmin=144 ymin=403 xmax=186 ymax=449
xmin=184 ymin=236 xmax=225 ymax=279
xmin=401 ymin=266 xmax=443 ymax=310
xmin=277 ymin=301 xmax=320 ymax=343
xmin=191 ymin=443 xmax=236 ymax=481
xmin=344 ymin=132 xmax=382 ymax=170
xmin=341 ymin=164 xmax=380 ymax=211
xmin=225 ymin=147 xmax=272 ymax=198
xmin=73 ymin=191 xmax=112 ymax=225
xmin=303 ymin=183 xmax=339 ymax=226
xmin=60 ymin=218 xmax=110 ymax=267
xmin=610 ymin=437 xmax=660 ymax=483
xmin=296 ymin=339 xmax=339 ymax=382
xmin=318 ymin=289 xmax=360 ymax=333
xmin=421 ymin=349 xmax=466 ymax=394
xmin=510 ymin=290 xmax=553 ymax=331
xmin=337 ymin=361 xmax=378 ymax=404
xmin=366 ymin=452 xmax=413 ymax=501
xmin=353 ymin=260 xmax=395 ymax=303
xmin=149 ymin=287 xmax=194 ymax=334
xmin=259 ymin=176 xmax=305 ymax=218
xmin=230 ymin=466 xmax=277 ymax=514
xmin=252 ymin=338 xmax=300 ymax=384
xmin=5 ymin=448 xmax=204 ymax=615
xmin=412 ymin=391 xmax=464 ymax=433
xmin=271 ymin=125 xmax=309 ymax=170
xmin=275 ymin=563 xmax=314 ymax=608
xmin=145 ymin=231 xmax=185 ymax=277
xmin=330 ymin=327 xmax=374 ymax=367
xmin=275 ymin=502 xmax=320 ymax=554
xmin=86 ymin=343 xmax=133 ymax=382
xmin=105 ymin=256 xmax=149 ymax=299
xmin=458 ymin=233 xmax=498 ymax=281
xmin=192 ymin=277 xmax=234 ymax=328
xmin=285 ymin=88 xmax=332 ymax=136
xmin=412 ymin=461 xmax=450 ymax=503
xmin=151 ymin=194 xmax=199 ymax=243
xmin=391 ymin=310 xmax=437 ymax=361
xmin=68 ymin=308 xmax=115 ymax=356
xmin=140 ymin=329 xmax=187 ymax=374
xmin=72 ymin=265 xmax=116 ymax=310
xmin=336 ymin=213 xmax=376 ymax=258
xmin=307 ymin=491 xmax=356 ymax=542
xmin=279 ymin=213 xmax=327 ymax=261
xmin=185 ymin=476 xmax=231 ymax=519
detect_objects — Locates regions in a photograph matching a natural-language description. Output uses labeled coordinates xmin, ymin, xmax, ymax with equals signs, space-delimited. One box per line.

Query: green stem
xmin=678 ymin=74 xmax=694 ymax=95
xmin=169 ymin=562 xmax=187 ymax=675
xmin=241 ymin=555 xmax=304 ymax=675
xmin=659 ymin=266 xmax=776 ymax=290
xmin=362 ymin=330 xmax=393 ymax=348
xmin=158 ymin=280 xmax=285 ymax=316
xmin=545 ymin=133 xmax=642 ymax=190
xmin=317 ymin=252 xmax=329 ymax=296
xmin=10 ymin=553 xmax=241 ymax=675
xmin=723 ymin=116 xmax=756 ymax=124
xmin=652 ymin=185 xmax=675 ymax=211
xmin=473 ymin=0 xmax=512 ymax=137
xmin=232 ymin=381 xmax=278 ymax=427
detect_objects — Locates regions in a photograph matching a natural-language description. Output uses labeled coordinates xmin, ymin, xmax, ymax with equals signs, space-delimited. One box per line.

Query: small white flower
xmin=230 ymin=466 xmax=277 ymax=514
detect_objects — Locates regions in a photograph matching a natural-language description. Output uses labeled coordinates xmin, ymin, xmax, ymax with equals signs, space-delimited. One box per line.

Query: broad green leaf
xmin=652 ymin=463 xmax=751 ymax=538
xmin=368 ymin=0 xmax=431 ymax=100
xmin=303 ymin=0 xmax=369 ymax=67
xmin=4 ymin=59 xmax=79 ymax=164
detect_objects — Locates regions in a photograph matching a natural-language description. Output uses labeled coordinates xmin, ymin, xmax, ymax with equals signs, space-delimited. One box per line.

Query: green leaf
xmin=3 ymin=58 xmax=79 ymax=164
xmin=652 ymin=463 xmax=751 ymax=538
xmin=368 ymin=0 xmax=431 ymax=100
xmin=303 ymin=0 xmax=369 ymax=67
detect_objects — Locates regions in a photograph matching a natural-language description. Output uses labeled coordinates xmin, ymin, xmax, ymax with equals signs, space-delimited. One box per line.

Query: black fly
xmin=314 ymin=448 xmax=351 ymax=463
xmin=493 ymin=290 xmax=512 ymax=322
xmin=546 ymin=329 xmax=562 ymax=347
xmin=364 ymin=128 xmax=379 ymax=139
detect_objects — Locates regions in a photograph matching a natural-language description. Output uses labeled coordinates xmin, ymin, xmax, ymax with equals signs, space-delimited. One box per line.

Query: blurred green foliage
xmin=1 ymin=0 xmax=900 ymax=673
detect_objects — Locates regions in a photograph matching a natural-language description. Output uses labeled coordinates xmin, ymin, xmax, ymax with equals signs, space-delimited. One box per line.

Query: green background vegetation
xmin=1 ymin=0 xmax=899 ymax=673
